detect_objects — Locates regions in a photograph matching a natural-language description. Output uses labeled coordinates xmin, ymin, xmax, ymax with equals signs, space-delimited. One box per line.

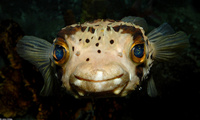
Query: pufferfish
xmin=17 ymin=16 xmax=188 ymax=98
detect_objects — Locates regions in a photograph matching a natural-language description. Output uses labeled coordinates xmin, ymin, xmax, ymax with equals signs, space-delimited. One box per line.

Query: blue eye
xmin=53 ymin=45 xmax=65 ymax=61
xmin=133 ymin=44 xmax=144 ymax=58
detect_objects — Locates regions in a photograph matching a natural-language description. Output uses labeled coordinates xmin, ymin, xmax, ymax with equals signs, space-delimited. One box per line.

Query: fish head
xmin=17 ymin=17 xmax=188 ymax=98
xmin=51 ymin=20 xmax=154 ymax=98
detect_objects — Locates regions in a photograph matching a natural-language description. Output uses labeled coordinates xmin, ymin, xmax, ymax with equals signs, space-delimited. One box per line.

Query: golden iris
xmin=54 ymin=45 xmax=65 ymax=61
xmin=130 ymin=43 xmax=145 ymax=63
xmin=53 ymin=41 xmax=69 ymax=65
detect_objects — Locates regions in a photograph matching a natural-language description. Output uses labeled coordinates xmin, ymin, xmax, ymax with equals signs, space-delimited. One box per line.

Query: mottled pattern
xmin=52 ymin=19 xmax=154 ymax=98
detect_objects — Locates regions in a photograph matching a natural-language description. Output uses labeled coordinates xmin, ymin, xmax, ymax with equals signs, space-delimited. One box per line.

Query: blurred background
xmin=0 ymin=0 xmax=200 ymax=119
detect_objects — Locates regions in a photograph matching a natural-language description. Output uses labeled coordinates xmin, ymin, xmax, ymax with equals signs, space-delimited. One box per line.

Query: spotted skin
xmin=52 ymin=19 xmax=153 ymax=98
xmin=16 ymin=17 xmax=189 ymax=98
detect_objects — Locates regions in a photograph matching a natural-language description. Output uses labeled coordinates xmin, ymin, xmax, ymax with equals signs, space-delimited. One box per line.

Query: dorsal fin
xmin=121 ymin=16 xmax=148 ymax=31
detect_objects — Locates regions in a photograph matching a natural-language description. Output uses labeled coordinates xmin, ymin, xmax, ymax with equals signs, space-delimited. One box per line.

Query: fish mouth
xmin=74 ymin=74 xmax=124 ymax=82
xmin=69 ymin=72 xmax=130 ymax=97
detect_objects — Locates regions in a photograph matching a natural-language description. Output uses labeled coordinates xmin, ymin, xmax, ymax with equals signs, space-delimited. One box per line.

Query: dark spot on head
xmin=57 ymin=26 xmax=81 ymax=39
xmin=97 ymin=50 xmax=101 ymax=53
xmin=133 ymin=29 xmax=143 ymax=40
xmin=121 ymin=25 xmax=133 ymax=31
xmin=136 ymin=63 xmax=144 ymax=80
xmin=113 ymin=26 xmax=120 ymax=32
xmin=81 ymin=27 xmax=87 ymax=32
xmin=150 ymin=54 xmax=153 ymax=59
xmin=88 ymin=27 xmax=95 ymax=34
xmin=110 ymin=39 xmax=114 ymax=44
xmin=55 ymin=37 xmax=66 ymax=44
xmin=98 ymin=36 xmax=101 ymax=40
xmin=95 ymin=43 xmax=99 ymax=47
xmin=107 ymin=26 xmax=111 ymax=31
xmin=85 ymin=39 xmax=90 ymax=43
xmin=86 ymin=58 xmax=90 ymax=61
xmin=72 ymin=46 xmax=74 ymax=51
xmin=79 ymin=39 xmax=82 ymax=41
xmin=121 ymin=25 xmax=137 ymax=35
xmin=91 ymin=36 xmax=94 ymax=39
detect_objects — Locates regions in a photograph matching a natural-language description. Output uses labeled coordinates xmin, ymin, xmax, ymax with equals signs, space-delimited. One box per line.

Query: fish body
xmin=17 ymin=17 xmax=188 ymax=98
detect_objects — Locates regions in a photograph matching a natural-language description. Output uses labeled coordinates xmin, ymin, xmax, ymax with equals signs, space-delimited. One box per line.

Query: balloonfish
xmin=17 ymin=16 xmax=189 ymax=98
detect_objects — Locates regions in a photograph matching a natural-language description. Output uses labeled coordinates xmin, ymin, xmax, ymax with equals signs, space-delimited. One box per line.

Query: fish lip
xmin=69 ymin=72 xmax=130 ymax=96
xmin=74 ymin=74 xmax=124 ymax=82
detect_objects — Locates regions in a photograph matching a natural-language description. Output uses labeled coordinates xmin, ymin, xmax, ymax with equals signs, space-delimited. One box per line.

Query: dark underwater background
xmin=0 ymin=0 xmax=200 ymax=119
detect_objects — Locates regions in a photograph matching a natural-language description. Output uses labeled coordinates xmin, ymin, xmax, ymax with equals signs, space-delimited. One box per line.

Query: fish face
xmin=52 ymin=20 xmax=153 ymax=98
xmin=17 ymin=17 xmax=188 ymax=98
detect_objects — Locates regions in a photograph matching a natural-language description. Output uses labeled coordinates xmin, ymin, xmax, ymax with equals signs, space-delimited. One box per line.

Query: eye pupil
xmin=54 ymin=45 xmax=64 ymax=61
xmin=133 ymin=44 xmax=144 ymax=58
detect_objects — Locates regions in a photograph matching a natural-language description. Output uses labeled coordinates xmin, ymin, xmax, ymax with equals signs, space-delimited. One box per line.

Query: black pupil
xmin=54 ymin=45 xmax=64 ymax=61
xmin=133 ymin=44 xmax=144 ymax=58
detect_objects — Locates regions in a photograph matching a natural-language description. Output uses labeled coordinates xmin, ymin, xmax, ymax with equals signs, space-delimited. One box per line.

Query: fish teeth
xmin=78 ymin=91 xmax=85 ymax=96
xmin=121 ymin=91 xmax=128 ymax=97
xmin=94 ymin=83 xmax=103 ymax=90
xmin=74 ymin=79 xmax=82 ymax=86
xmin=113 ymin=78 xmax=122 ymax=85
xmin=113 ymin=88 xmax=121 ymax=95
xmin=113 ymin=85 xmax=125 ymax=95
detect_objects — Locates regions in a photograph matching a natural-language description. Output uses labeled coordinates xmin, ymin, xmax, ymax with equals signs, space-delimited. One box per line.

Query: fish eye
xmin=130 ymin=43 xmax=145 ymax=63
xmin=54 ymin=45 xmax=65 ymax=61
xmin=53 ymin=43 xmax=69 ymax=65
xmin=133 ymin=44 xmax=144 ymax=58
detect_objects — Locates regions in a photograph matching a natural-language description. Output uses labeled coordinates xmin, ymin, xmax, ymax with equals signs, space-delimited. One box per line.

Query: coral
xmin=0 ymin=20 xmax=37 ymax=118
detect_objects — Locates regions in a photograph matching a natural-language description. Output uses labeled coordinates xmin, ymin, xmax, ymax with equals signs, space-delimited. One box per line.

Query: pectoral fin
xmin=147 ymin=23 xmax=189 ymax=61
xmin=147 ymin=76 xmax=158 ymax=97
xmin=17 ymin=36 xmax=54 ymax=96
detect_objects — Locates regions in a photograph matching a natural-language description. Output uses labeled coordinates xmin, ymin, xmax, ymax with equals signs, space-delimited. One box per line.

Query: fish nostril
xmin=97 ymin=50 xmax=101 ymax=53
xmin=86 ymin=58 xmax=90 ymax=61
